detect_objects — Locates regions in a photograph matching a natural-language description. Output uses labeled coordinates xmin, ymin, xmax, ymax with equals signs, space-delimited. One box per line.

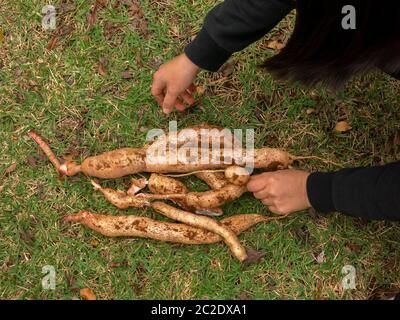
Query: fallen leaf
xmin=220 ymin=62 xmax=235 ymax=77
xmin=127 ymin=1 xmax=144 ymax=18
xmin=46 ymin=36 xmax=58 ymax=50
xmin=109 ymin=260 xmax=129 ymax=268
xmin=195 ymin=85 xmax=205 ymax=95
xmin=14 ymin=66 xmax=22 ymax=77
xmin=4 ymin=163 xmax=17 ymax=175
xmin=65 ymin=272 xmax=78 ymax=290
xmin=306 ymin=108 xmax=316 ymax=115
xmin=0 ymin=27 xmax=4 ymax=44
xmin=238 ymin=292 xmax=250 ymax=300
xmin=26 ymin=156 xmax=37 ymax=167
xmin=80 ymin=288 xmax=96 ymax=300
xmin=346 ymin=243 xmax=361 ymax=254
xmin=394 ymin=131 xmax=400 ymax=146
xmin=315 ymin=251 xmax=326 ymax=264
xmin=243 ymin=248 xmax=266 ymax=266
xmin=87 ymin=1 xmax=100 ymax=32
xmin=98 ymin=57 xmax=107 ymax=76
xmin=267 ymin=39 xmax=285 ymax=50
xmin=15 ymin=92 xmax=25 ymax=104
xmin=135 ymin=50 xmax=143 ymax=67
xmin=334 ymin=121 xmax=352 ymax=133
xmin=89 ymin=239 xmax=99 ymax=247
xmin=121 ymin=70 xmax=133 ymax=79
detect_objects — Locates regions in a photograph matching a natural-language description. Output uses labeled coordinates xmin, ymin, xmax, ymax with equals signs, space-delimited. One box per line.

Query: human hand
xmin=247 ymin=170 xmax=311 ymax=215
xmin=151 ymin=53 xmax=200 ymax=114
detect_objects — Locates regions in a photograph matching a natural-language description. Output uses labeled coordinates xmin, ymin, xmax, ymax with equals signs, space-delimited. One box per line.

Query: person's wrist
xmin=182 ymin=53 xmax=201 ymax=74
xmin=302 ymin=172 xmax=312 ymax=208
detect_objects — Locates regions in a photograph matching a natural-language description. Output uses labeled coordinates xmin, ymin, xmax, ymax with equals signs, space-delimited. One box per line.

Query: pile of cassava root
xmin=28 ymin=124 xmax=319 ymax=263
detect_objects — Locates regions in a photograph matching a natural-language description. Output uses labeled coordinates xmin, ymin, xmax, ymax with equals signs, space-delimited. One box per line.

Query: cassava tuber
xmin=64 ymin=211 xmax=274 ymax=244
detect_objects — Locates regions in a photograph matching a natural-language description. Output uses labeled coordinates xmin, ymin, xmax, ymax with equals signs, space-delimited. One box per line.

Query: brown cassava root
xmin=64 ymin=211 xmax=281 ymax=244
xmin=28 ymin=129 xmax=293 ymax=179
xmin=28 ymin=125 xmax=316 ymax=263
xmin=92 ymin=177 xmax=245 ymax=212
xmin=151 ymin=201 xmax=248 ymax=261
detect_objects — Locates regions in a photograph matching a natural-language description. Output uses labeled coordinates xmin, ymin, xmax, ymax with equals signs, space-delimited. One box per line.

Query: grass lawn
xmin=0 ymin=0 xmax=399 ymax=300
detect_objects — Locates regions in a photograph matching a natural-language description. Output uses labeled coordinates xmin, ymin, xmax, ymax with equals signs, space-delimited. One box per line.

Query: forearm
xmin=307 ymin=162 xmax=400 ymax=221
xmin=185 ymin=0 xmax=295 ymax=71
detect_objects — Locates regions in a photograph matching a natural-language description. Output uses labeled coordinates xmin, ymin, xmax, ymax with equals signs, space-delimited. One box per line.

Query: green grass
xmin=1 ymin=0 xmax=399 ymax=300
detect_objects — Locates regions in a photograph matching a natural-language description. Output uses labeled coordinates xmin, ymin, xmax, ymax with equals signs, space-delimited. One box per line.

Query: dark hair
xmin=264 ymin=0 xmax=400 ymax=88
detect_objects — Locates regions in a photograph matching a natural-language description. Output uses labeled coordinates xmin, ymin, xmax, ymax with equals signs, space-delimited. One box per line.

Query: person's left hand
xmin=247 ymin=170 xmax=311 ymax=215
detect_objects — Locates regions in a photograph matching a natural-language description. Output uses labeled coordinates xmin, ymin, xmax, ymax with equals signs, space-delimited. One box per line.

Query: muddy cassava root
xmin=64 ymin=211 xmax=280 ymax=244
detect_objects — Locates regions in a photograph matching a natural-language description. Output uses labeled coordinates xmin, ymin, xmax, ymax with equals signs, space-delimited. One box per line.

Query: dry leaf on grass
xmin=220 ymin=62 xmax=235 ymax=77
xmin=334 ymin=121 xmax=352 ymax=132
xmin=4 ymin=163 xmax=17 ymax=175
xmin=46 ymin=36 xmax=58 ymax=50
xmin=87 ymin=2 xmax=99 ymax=31
xmin=135 ymin=51 xmax=143 ymax=67
xmin=121 ymin=70 xmax=133 ymax=79
xmin=109 ymin=260 xmax=129 ymax=268
xmin=196 ymin=85 xmax=205 ymax=95
xmin=80 ymin=288 xmax=96 ymax=300
xmin=0 ymin=27 xmax=4 ymax=44
xmin=89 ymin=239 xmax=99 ymax=248
xmin=315 ymin=251 xmax=326 ymax=264
xmin=306 ymin=108 xmax=316 ymax=115
xmin=98 ymin=57 xmax=107 ymax=76
xmin=26 ymin=156 xmax=37 ymax=167
xmin=266 ymin=39 xmax=285 ymax=50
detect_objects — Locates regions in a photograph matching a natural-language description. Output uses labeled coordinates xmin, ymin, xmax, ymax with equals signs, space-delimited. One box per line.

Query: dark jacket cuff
xmin=184 ymin=28 xmax=232 ymax=72
xmin=306 ymin=172 xmax=336 ymax=213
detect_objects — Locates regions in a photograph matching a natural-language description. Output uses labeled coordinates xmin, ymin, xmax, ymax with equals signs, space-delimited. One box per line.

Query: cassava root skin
xmin=29 ymin=129 xmax=293 ymax=178
xmin=27 ymin=130 xmax=61 ymax=172
xmin=148 ymin=173 xmax=194 ymax=212
xmin=224 ymin=166 xmax=250 ymax=186
xmin=64 ymin=211 xmax=270 ymax=244
xmin=96 ymin=179 xmax=246 ymax=211
xmin=151 ymin=201 xmax=248 ymax=262
xmin=195 ymin=171 xmax=228 ymax=190
xmin=91 ymin=180 xmax=149 ymax=209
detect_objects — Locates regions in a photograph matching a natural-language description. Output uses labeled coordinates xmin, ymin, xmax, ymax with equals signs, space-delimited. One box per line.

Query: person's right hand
xmin=151 ymin=53 xmax=200 ymax=114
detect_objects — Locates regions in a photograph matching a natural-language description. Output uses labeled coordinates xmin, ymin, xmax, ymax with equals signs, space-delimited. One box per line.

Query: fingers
xmin=174 ymin=97 xmax=185 ymax=111
xmin=247 ymin=174 xmax=269 ymax=193
xmin=151 ymin=81 xmax=165 ymax=108
xmin=162 ymin=90 xmax=179 ymax=114
xmin=153 ymin=87 xmax=195 ymax=114
xmin=187 ymin=84 xmax=197 ymax=94
xmin=180 ymin=91 xmax=195 ymax=106
xmin=261 ymin=198 xmax=274 ymax=206
xmin=253 ymin=188 xmax=271 ymax=200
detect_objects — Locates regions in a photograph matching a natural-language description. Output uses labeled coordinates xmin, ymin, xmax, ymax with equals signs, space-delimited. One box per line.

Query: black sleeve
xmin=184 ymin=0 xmax=295 ymax=71
xmin=306 ymin=162 xmax=400 ymax=221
